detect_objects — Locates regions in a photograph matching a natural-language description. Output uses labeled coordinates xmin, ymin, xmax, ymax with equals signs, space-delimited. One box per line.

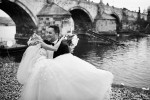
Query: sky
xmin=92 ymin=0 xmax=150 ymax=12
xmin=0 ymin=0 xmax=150 ymax=17
xmin=0 ymin=10 xmax=9 ymax=17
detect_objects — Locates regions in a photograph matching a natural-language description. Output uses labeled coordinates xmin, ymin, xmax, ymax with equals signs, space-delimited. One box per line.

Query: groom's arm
xmin=53 ymin=41 xmax=70 ymax=58
xmin=61 ymin=40 xmax=70 ymax=53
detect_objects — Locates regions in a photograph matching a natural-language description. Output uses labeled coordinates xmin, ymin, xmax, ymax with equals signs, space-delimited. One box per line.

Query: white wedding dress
xmin=17 ymin=44 xmax=113 ymax=100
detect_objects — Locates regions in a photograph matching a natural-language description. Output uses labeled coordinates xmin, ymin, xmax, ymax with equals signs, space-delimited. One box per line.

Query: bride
xmin=17 ymin=32 xmax=113 ymax=100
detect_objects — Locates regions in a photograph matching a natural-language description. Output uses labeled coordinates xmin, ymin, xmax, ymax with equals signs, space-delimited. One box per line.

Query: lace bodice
xmin=39 ymin=47 xmax=54 ymax=59
xmin=39 ymin=48 xmax=47 ymax=57
xmin=27 ymin=33 xmax=54 ymax=59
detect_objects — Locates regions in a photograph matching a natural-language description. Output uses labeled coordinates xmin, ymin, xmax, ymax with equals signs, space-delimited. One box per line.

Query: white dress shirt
xmin=47 ymin=39 xmax=58 ymax=59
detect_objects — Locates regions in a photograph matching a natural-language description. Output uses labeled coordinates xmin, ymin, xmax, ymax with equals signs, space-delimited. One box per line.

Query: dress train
xmin=18 ymin=53 xmax=113 ymax=100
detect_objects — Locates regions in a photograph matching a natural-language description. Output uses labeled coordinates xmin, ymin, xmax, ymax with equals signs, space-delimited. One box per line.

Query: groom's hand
xmin=59 ymin=35 xmax=66 ymax=41
xmin=59 ymin=35 xmax=66 ymax=40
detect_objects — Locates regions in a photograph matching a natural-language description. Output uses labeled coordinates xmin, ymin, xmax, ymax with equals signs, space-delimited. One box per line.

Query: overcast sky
xmin=0 ymin=0 xmax=150 ymax=17
xmin=0 ymin=10 xmax=9 ymax=17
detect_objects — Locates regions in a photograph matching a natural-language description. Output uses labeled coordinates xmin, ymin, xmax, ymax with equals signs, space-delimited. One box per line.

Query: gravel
xmin=0 ymin=61 xmax=150 ymax=100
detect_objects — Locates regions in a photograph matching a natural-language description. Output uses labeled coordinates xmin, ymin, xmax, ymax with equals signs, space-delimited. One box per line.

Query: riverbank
xmin=111 ymin=84 xmax=150 ymax=100
xmin=0 ymin=61 xmax=150 ymax=100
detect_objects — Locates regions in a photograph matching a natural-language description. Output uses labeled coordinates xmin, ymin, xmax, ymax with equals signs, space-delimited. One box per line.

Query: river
xmin=0 ymin=26 xmax=150 ymax=89
xmin=74 ymin=35 xmax=150 ymax=89
xmin=0 ymin=26 xmax=16 ymax=41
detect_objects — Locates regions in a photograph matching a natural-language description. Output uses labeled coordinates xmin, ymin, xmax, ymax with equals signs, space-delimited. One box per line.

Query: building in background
xmin=37 ymin=2 xmax=74 ymax=37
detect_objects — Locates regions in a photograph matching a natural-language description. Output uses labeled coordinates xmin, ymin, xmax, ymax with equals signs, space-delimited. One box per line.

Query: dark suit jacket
xmin=44 ymin=40 xmax=70 ymax=58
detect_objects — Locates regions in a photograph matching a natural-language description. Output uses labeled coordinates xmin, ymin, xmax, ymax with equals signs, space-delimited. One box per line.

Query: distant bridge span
xmin=0 ymin=0 xmax=147 ymax=43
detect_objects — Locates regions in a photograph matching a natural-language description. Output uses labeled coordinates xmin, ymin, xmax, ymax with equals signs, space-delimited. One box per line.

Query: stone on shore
xmin=0 ymin=62 xmax=150 ymax=100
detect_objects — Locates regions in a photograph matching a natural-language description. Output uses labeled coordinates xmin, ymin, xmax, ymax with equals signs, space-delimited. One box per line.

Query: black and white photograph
xmin=0 ymin=0 xmax=150 ymax=100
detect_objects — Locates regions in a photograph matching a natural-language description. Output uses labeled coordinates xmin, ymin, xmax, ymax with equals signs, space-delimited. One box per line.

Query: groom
xmin=44 ymin=25 xmax=70 ymax=58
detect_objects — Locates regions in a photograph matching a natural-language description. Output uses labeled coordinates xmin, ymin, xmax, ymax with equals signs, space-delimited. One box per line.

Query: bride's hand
xmin=59 ymin=35 xmax=66 ymax=41
xmin=36 ymin=39 xmax=44 ymax=44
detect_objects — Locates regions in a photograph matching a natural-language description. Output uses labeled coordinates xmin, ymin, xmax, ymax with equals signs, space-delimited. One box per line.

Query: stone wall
xmin=37 ymin=16 xmax=74 ymax=38
xmin=96 ymin=19 xmax=116 ymax=33
xmin=49 ymin=0 xmax=97 ymax=22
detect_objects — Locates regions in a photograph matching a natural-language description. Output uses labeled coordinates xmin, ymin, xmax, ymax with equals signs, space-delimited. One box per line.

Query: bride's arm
xmin=40 ymin=36 xmax=65 ymax=51
xmin=27 ymin=33 xmax=43 ymax=46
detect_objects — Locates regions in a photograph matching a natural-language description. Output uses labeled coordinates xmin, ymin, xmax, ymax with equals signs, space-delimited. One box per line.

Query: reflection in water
xmin=74 ymin=36 xmax=150 ymax=88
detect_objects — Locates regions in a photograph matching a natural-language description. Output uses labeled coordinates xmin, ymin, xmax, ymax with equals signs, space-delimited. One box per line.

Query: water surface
xmin=74 ymin=36 xmax=150 ymax=88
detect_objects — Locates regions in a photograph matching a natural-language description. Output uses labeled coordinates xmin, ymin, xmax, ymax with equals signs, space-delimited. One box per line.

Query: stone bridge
xmin=0 ymin=0 xmax=147 ymax=43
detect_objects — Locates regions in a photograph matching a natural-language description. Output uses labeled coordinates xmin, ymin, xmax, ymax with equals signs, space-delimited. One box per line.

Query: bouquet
xmin=27 ymin=33 xmax=43 ymax=46
xmin=65 ymin=34 xmax=79 ymax=53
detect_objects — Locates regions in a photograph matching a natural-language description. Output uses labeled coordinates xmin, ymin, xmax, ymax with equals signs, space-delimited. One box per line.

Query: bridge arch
xmin=69 ymin=6 xmax=94 ymax=22
xmin=69 ymin=6 xmax=93 ymax=33
xmin=0 ymin=0 xmax=38 ymax=44
xmin=110 ymin=13 xmax=121 ymax=31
